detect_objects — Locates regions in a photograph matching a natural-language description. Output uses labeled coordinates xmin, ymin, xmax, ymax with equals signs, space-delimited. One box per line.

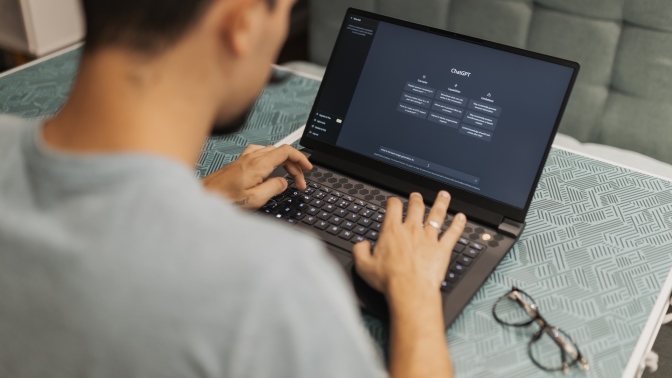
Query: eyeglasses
xmin=492 ymin=286 xmax=590 ymax=374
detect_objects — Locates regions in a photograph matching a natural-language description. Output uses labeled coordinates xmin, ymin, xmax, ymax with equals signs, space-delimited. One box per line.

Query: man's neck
xmin=43 ymin=49 xmax=220 ymax=167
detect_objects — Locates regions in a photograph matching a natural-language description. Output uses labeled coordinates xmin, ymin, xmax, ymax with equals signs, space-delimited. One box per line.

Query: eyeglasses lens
xmin=494 ymin=290 xmax=538 ymax=326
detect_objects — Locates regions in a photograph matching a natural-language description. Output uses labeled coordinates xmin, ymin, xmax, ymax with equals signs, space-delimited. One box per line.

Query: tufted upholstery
xmin=308 ymin=0 xmax=672 ymax=164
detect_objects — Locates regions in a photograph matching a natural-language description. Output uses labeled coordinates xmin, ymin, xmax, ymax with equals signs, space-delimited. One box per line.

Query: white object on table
xmin=273 ymin=124 xmax=305 ymax=148
xmin=0 ymin=0 xmax=84 ymax=56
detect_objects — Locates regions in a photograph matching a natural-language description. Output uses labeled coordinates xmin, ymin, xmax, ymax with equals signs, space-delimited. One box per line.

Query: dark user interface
xmin=307 ymin=14 xmax=574 ymax=208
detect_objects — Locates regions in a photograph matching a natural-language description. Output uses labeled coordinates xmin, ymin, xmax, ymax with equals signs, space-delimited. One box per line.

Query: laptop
xmin=260 ymin=8 xmax=579 ymax=328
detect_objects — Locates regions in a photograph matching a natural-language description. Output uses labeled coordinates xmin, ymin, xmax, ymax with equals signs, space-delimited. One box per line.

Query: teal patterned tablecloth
xmin=2 ymin=48 xmax=672 ymax=377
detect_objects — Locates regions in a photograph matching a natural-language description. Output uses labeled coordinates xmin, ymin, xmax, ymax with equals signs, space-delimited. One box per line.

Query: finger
xmin=440 ymin=213 xmax=467 ymax=250
xmin=253 ymin=145 xmax=313 ymax=175
xmin=240 ymin=144 xmax=265 ymax=156
xmin=404 ymin=192 xmax=425 ymax=226
xmin=283 ymin=162 xmax=307 ymax=190
xmin=425 ymin=191 xmax=451 ymax=232
xmin=245 ymin=177 xmax=288 ymax=208
xmin=352 ymin=241 xmax=383 ymax=292
xmin=382 ymin=197 xmax=403 ymax=231
xmin=247 ymin=145 xmax=276 ymax=157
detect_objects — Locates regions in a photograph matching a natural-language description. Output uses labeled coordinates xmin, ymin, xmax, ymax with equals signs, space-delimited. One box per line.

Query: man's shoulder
xmin=0 ymin=114 xmax=33 ymax=150
xmin=124 ymin=181 xmax=326 ymax=270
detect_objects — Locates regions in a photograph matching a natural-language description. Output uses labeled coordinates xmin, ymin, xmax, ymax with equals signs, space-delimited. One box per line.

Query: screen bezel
xmin=300 ymin=8 xmax=580 ymax=223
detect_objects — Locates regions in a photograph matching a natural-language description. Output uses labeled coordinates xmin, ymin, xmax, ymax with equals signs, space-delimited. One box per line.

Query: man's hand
xmin=352 ymin=191 xmax=466 ymax=378
xmin=353 ymin=191 xmax=466 ymax=297
xmin=202 ymin=144 xmax=312 ymax=210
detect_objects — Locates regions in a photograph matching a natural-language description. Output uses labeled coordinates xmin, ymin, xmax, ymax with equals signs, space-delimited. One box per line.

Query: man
xmin=0 ymin=0 xmax=466 ymax=376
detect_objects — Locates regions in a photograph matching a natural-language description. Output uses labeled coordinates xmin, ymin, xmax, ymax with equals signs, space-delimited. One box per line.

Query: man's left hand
xmin=202 ymin=144 xmax=313 ymax=210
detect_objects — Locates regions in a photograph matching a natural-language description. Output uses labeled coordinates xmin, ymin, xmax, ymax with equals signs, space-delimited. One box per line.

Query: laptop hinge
xmin=498 ymin=218 xmax=525 ymax=238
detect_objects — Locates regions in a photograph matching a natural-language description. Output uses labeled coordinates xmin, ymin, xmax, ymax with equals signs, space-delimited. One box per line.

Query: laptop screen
xmin=303 ymin=12 xmax=576 ymax=209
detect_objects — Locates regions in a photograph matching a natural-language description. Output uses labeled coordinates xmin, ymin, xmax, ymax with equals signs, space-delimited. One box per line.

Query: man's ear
xmin=216 ymin=0 xmax=261 ymax=58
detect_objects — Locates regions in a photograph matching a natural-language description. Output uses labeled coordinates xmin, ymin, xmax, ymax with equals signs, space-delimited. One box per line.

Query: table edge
xmin=551 ymin=145 xmax=672 ymax=183
xmin=622 ymin=267 xmax=672 ymax=378
xmin=0 ymin=42 xmax=83 ymax=80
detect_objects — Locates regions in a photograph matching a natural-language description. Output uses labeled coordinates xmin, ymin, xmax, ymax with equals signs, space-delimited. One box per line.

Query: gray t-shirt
xmin=0 ymin=115 xmax=385 ymax=378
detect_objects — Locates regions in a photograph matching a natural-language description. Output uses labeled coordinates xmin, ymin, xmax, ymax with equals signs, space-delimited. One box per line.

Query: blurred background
xmin=0 ymin=0 xmax=310 ymax=73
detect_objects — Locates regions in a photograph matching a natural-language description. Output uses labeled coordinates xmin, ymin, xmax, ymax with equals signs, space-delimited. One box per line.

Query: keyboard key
xmin=372 ymin=222 xmax=382 ymax=231
xmin=344 ymin=195 xmax=355 ymax=202
xmin=304 ymin=188 xmax=315 ymax=195
xmin=373 ymin=213 xmax=385 ymax=222
xmin=326 ymin=225 xmax=341 ymax=235
xmin=453 ymin=243 xmax=466 ymax=253
xmin=359 ymin=209 xmax=374 ymax=218
xmin=309 ymin=199 xmax=324 ymax=207
xmin=286 ymin=218 xmax=299 ymax=225
xmin=317 ymin=211 xmax=331 ymax=221
xmin=451 ymin=252 xmax=458 ymax=261
xmin=280 ymin=206 xmax=294 ymax=215
xmin=265 ymin=202 xmax=280 ymax=210
xmin=342 ymin=221 xmax=356 ymax=230
xmin=378 ymin=208 xmax=386 ymax=214
xmin=288 ymin=190 xmax=301 ymax=198
xmin=464 ymin=248 xmax=480 ymax=258
xmin=353 ymin=226 xmax=368 ymax=235
xmin=345 ymin=213 xmax=360 ymax=222
xmin=445 ymin=271 xmax=458 ymax=283
xmin=334 ymin=208 xmax=348 ymax=217
xmin=354 ymin=199 xmax=366 ymax=207
xmin=338 ymin=230 xmax=354 ymax=240
xmin=347 ymin=204 xmax=363 ymax=213
xmin=323 ymin=203 xmax=336 ymax=213
xmin=309 ymin=182 xmax=320 ymax=189
xmin=261 ymin=207 xmax=276 ymax=215
xmin=300 ymin=195 xmax=311 ymax=203
xmin=441 ymin=280 xmax=453 ymax=292
xmin=451 ymin=262 xmax=466 ymax=274
xmin=357 ymin=217 xmax=373 ymax=227
xmin=297 ymin=202 xmax=308 ymax=210
xmin=291 ymin=211 xmax=305 ymax=220
xmin=332 ymin=191 xmax=343 ymax=198
xmin=321 ymin=187 xmax=331 ymax=193
xmin=329 ymin=216 xmax=344 ymax=225
xmin=352 ymin=235 xmax=366 ymax=243
xmin=302 ymin=215 xmax=318 ymax=225
xmin=271 ymin=193 xmax=286 ymax=202
xmin=458 ymin=255 xmax=473 ymax=266
xmin=365 ymin=230 xmax=379 ymax=241
xmin=314 ymin=220 xmax=329 ymax=230
xmin=337 ymin=200 xmax=350 ymax=208
xmin=458 ymin=237 xmax=469 ymax=245
xmin=326 ymin=196 xmax=338 ymax=204
xmin=367 ymin=204 xmax=380 ymax=211
xmin=306 ymin=207 xmax=319 ymax=216
xmin=471 ymin=242 xmax=485 ymax=251
xmin=315 ymin=192 xmax=327 ymax=200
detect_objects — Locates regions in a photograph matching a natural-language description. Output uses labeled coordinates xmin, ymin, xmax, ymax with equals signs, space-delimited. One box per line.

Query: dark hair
xmin=82 ymin=0 xmax=275 ymax=54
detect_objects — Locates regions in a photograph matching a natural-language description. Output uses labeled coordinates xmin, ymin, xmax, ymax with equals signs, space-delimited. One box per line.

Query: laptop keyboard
xmin=259 ymin=178 xmax=493 ymax=294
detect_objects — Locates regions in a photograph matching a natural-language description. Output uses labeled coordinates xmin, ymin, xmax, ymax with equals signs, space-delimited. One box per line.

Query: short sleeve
xmin=226 ymin=238 xmax=387 ymax=378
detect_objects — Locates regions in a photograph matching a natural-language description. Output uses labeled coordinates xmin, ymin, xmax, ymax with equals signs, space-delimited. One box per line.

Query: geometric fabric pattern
xmin=2 ymin=47 xmax=672 ymax=377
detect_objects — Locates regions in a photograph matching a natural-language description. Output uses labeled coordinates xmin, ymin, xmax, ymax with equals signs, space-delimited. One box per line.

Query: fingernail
xmin=456 ymin=213 xmax=466 ymax=221
xmin=440 ymin=191 xmax=450 ymax=198
xmin=411 ymin=192 xmax=421 ymax=198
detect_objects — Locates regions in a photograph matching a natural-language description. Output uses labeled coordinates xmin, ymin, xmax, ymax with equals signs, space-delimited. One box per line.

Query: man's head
xmin=79 ymin=0 xmax=294 ymax=135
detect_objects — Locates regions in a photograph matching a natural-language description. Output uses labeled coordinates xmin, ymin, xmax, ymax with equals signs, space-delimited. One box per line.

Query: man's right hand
xmin=352 ymin=191 xmax=466 ymax=299
xmin=352 ymin=190 xmax=466 ymax=378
